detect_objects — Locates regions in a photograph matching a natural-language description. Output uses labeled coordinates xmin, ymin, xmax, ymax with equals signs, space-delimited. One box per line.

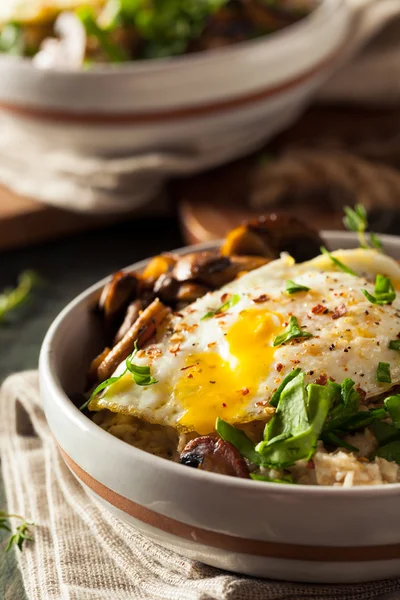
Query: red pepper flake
xmin=312 ymin=304 xmax=329 ymax=315
xmin=220 ymin=293 xmax=229 ymax=302
xmin=306 ymin=460 xmax=315 ymax=470
xmin=256 ymin=400 xmax=269 ymax=407
xmin=208 ymin=342 xmax=216 ymax=349
xmin=397 ymin=332 xmax=400 ymax=339
xmin=180 ymin=364 xmax=197 ymax=371
xmin=332 ymin=304 xmax=347 ymax=320
xmin=187 ymin=373 xmax=193 ymax=379
xmin=222 ymin=403 xmax=227 ymax=408
xmin=241 ymin=388 xmax=250 ymax=396
xmin=253 ymin=294 xmax=270 ymax=304
xmin=173 ymin=312 xmax=184 ymax=318
xmin=276 ymin=363 xmax=284 ymax=373
xmin=315 ymin=373 xmax=328 ymax=386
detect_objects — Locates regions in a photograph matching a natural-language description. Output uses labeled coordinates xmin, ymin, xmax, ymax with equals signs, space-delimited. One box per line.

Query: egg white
xmin=90 ymin=249 xmax=400 ymax=435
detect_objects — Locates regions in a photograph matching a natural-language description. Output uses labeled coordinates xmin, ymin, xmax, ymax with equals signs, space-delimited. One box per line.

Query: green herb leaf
xmin=285 ymin=280 xmax=310 ymax=294
xmin=80 ymin=373 xmax=128 ymax=411
xmin=376 ymin=440 xmax=400 ymax=465
xmin=372 ymin=420 xmax=400 ymax=446
xmin=338 ymin=408 xmax=387 ymax=432
xmin=126 ymin=354 xmax=158 ymax=386
xmin=0 ymin=271 xmax=39 ymax=322
xmin=0 ymin=23 xmax=24 ymax=56
xmin=269 ymin=368 xmax=301 ymax=408
xmin=0 ymin=512 xmax=34 ymax=553
xmin=77 ymin=6 xmax=129 ymax=62
xmin=362 ymin=275 xmax=396 ymax=305
xmin=272 ymin=316 xmax=312 ymax=347
xmin=323 ymin=379 xmax=360 ymax=431
xmin=256 ymin=382 xmax=335 ymax=468
xmin=370 ymin=232 xmax=383 ymax=251
xmin=265 ymin=372 xmax=308 ymax=442
xmin=320 ymin=246 xmax=357 ymax=276
xmin=216 ymin=418 xmax=261 ymax=465
xmin=83 ymin=341 xmax=157 ymax=411
xmin=201 ymin=294 xmax=240 ymax=320
xmin=250 ymin=474 xmax=293 ymax=484
xmin=384 ymin=396 xmax=400 ymax=429
xmin=389 ymin=340 xmax=400 ymax=351
xmin=321 ymin=431 xmax=359 ymax=453
xmin=377 ymin=362 xmax=391 ymax=384
xmin=342 ymin=204 xmax=382 ymax=250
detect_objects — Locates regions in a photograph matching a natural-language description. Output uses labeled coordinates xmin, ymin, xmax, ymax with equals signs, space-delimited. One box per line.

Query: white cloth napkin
xmin=2 ymin=371 xmax=400 ymax=600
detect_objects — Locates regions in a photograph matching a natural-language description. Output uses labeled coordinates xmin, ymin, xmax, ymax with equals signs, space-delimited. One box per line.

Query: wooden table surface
xmin=0 ymin=216 xmax=184 ymax=598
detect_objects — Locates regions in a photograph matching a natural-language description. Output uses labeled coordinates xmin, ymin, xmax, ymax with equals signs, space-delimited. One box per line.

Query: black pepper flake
xmin=329 ymin=344 xmax=335 ymax=351
xmin=365 ymin=310 xmax=369 ymax=316
xmin=209 ymin=381 xmax=216 ymax=384
xmin=344 ymin=349 xmax=348 ymax=353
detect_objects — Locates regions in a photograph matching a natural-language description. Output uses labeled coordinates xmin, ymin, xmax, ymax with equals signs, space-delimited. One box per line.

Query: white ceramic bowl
xmin=39 ymin=231 xmax=400 ymax=584
xmin=0 ymin=0 xmax=366 ymax=213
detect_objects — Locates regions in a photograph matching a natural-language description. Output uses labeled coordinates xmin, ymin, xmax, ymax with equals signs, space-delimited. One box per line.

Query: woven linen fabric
xmin=1 ymin=372 xmax=400 ymax=600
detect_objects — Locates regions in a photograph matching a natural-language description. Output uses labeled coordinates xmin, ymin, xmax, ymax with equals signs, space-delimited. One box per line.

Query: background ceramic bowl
xmin=40 ymin=231 xmax=400 ymax=584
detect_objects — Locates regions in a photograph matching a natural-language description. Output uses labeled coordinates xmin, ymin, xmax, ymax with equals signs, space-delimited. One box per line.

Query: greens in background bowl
xmin=0 ymin=0 xmax=317 ymax=68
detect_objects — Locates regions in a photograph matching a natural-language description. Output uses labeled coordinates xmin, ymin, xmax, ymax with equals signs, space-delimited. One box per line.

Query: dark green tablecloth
xmin=0 ymin=217 xmax=183 ymax=598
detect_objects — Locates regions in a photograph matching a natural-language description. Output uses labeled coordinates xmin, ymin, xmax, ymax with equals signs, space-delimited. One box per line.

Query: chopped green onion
xmin=377 ymin=362 xmax=391 ymax=384
xmin=389 ymin=340 xmax=400 ymax=351
xmin=320 ymin=247 xmax=357 ymax=276
xmin=362 ymin=275 xmax=396 ymax=305
xmin=384 ymin=396 xmax=400 ymax=429
xmin=285 ymin=280 xmax=310 ymax=294
xmin=370 ymin=232 xmax=383 ymax=251
xmin=216 ymin=418 xmax=261 ymax=465
xmin=201 ymin=294 xmax=240 ymax=320
xmin=0 ymin=23 xmax=24 ymax=56
xmin=272 ymin=316 xmax=312 ymax=347
xmin=269 ymin=368 xmax=301 ymax=408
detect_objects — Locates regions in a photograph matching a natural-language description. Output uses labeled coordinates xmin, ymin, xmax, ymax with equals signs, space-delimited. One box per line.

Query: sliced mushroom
xmin=113 ymin=300 xmax=143 ymax=346
xmin=153 ymin=273 xmax=180 ymax=305
xmin=222 ymin=214 xmax=323 ymax=262
xmin=176 ymin=282 xmax=211 ymax=304
xmin=180 ymin=436 xmax=250 ymax=478
xmin=99 ymin=271 xmax=138 ymax=339
xmin=87 ymin=347 xmax=111 ymax=385
xmin=173 ymin=252 xmax=238 ymax=288
xmin=97 ymin=298 xmax=171 ymax=382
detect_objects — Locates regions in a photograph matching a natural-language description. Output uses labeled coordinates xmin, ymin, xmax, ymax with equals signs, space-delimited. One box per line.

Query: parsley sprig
xmin=0 ymin=512 xmax=34 ymax=553
xmin=343 ymin=204 xmax=382 ymax=250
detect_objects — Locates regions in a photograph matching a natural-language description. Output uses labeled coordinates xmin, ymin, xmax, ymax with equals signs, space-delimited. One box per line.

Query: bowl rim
xmin=39 ymin=230 xmax=400 ymax=497
xmin=1 ymin=0 xmax=344 ymax=77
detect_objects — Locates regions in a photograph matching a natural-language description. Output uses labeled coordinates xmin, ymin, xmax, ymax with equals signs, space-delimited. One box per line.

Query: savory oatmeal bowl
xmin=40 ymin=209 xmax=400 ymax=583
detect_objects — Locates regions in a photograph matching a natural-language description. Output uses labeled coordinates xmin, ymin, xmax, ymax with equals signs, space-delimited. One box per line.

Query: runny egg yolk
xmin=175 ymin=309 xmax=284 ymax=434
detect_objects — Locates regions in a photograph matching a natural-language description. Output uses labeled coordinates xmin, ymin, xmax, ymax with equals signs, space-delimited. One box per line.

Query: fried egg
xmin=90 ymin=248 xmax=400 ymax=435
xmin=0 ymin=0 xmax=103 ymax=26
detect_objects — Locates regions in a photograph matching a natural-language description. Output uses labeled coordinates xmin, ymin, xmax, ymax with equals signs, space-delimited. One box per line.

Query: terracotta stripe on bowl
xmin=0 ymin=48 xmax=340 ymax=124
xmin=60 ymin=447 xmax=400 ymax=562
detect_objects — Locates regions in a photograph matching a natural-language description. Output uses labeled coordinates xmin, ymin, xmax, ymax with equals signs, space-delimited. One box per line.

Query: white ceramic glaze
xmin=40 ymin=232 xmax=400 ymax=583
